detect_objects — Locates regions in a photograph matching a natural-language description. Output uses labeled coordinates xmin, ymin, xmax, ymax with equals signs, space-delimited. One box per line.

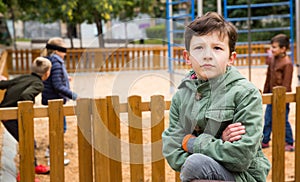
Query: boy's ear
xmin=183 ymin=50 xmax=192 ymax=65
xmin=228 ymin=51 xmax=236 ymax=65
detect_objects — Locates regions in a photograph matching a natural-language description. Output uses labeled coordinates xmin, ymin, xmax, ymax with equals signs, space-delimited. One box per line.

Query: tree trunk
xmin=10 ymin=8 xmax=17 ymax=49
xmin=95 ymin=15 xmax=104 ymax=48
xmin=67 ymin=23 xmax=74 ymax=48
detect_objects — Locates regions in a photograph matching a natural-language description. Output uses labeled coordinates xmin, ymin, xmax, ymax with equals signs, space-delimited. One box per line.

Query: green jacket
xmin=0 ymin=73 xmax=43 ymax=107
xmin=162 ymin=66 xmax=270 ymax=182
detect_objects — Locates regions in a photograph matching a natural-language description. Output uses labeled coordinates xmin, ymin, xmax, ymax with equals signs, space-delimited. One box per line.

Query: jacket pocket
xmin=204 ymin=109 xmax=234 ymax=138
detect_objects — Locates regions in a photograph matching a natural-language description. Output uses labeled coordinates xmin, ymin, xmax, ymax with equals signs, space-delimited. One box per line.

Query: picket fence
xmin=4 ymin=44 xmax=275 ymax=75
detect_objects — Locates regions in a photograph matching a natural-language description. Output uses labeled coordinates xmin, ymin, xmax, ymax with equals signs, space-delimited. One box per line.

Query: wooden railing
xmin=0 ymin=86 xmax=299 ymax=182
xmin=0 ymin=50 xmax=9 ymax=101
xmin=4 ymin=44 xmax=294 ymax=75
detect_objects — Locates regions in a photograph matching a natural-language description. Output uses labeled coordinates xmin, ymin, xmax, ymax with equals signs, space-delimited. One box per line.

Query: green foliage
xmin=145 ymin=24 xmax=166 ymax=40
xmin=0 ymin=0 xmax=7 ymax=13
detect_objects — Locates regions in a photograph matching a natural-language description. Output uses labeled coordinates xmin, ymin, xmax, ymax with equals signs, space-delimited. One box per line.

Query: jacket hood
xmin=178 ymin=66 xmax=246 ymax=91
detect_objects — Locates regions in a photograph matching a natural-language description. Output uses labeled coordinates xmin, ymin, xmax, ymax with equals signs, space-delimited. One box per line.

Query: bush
xmin=146 ymin=24 xmax=166 ymax=40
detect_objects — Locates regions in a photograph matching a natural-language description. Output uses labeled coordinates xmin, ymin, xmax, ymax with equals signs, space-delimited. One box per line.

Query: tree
xmin=1 ymin=0 xmax=167 ymax=48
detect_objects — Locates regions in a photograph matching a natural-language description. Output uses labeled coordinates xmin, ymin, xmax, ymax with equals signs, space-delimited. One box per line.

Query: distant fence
xmin=0 ymin=86 xmax=299 ymax=181
xmin=4 ymin=44 xmax=297 ymax=75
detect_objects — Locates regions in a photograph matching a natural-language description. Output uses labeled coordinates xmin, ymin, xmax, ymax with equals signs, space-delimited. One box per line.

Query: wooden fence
xmin=0 ymin=86 xmax=299 ymax=182
xmin=0 ymin=50 xmax=8 ymax=101
xmin=5 ymin=44 xmax=292 ymax=75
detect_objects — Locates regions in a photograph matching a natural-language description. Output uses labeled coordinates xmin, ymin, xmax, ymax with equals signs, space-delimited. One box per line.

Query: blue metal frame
xmin=224 ymin=0 xmax=295 ymax=63
xmin=166 ymin=0 xmax=195 ymax=74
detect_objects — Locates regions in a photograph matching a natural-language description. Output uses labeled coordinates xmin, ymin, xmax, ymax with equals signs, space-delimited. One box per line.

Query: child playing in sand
xmin=0 ymin=57 xmax=52 ymax=182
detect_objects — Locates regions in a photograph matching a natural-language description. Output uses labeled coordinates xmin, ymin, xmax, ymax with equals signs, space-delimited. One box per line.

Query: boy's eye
xmin=214 ymin=46 xmax=223 ymax=50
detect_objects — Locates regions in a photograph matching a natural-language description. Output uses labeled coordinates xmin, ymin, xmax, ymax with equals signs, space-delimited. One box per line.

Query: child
xmin=41 ymin=37 xmax=77 ymax=165
xmin=0 ymin=57 xmax=52 ymax=181
xmin=262 ymin=34 xmax=294 ymax=151
xmin=162 ymin=12 xmax=270 ymax=181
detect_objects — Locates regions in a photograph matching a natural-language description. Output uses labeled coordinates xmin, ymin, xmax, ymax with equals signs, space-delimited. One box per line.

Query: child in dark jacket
xmin=0 ymin=57 xmax=52 ymax=181
xmin=41 ymin=37 xmax=77 ymax=165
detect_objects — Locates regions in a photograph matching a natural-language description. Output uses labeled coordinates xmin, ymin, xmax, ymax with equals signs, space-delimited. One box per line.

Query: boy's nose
xmin=203 ymin=49 xmax=213 ymax=60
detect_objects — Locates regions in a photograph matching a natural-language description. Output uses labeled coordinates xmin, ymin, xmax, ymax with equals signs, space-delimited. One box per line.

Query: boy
xmin=262 ymin=34 xmax=294 ymax=151
xmin=0 ymin=57 xmax=52 ymax=182
xmin=162 ymin=12 xmax=270 ymax=181
xmin=42 ymin=37 xmax=77 ymax=165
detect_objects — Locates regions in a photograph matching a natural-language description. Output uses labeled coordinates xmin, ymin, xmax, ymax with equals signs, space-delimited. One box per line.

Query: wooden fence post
xmin=107 ymin=96 xmax=122 ymax=181
xmin=93 ymin=98 xmax=111 ymax=182
xmin=48 ymin=99 xmax=65 ymax=182
xmin=76 ymin=98 xmax=93 ymax=182
xmin=272 ymin=86 xmax=286 ymax=182
xmin=18 ymin=101 xmax=35 ymax=182
xmin=295 ymin=86 xmax=300 ymax=182
xmin=153 ymin=50 xmax=161 ymax=69
xmin=150 ymin=95 xmax=165 ymax=182
xmin=128 ymin=95 xmax=144 ymax=182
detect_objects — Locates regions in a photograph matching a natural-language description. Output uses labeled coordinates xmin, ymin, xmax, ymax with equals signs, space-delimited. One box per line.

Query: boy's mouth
xmin=200 ymin=64 xmax=214 ymax=69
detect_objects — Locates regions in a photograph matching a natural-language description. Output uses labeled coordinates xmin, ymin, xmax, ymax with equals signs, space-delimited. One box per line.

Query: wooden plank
xmin=18 ymin=101 xmax=35 ymax=182
xmin=0 ymin=107 xmax=18 ymax=120
xmin=76 ymin=99 xmax=93 ymax=182
xmin=107 ymin=96 xmax=122 ymax=181
xmin=93 ymin=98 xmax=110 ymax=182
xmin=48 ymin=100 xmax=65 ymax=182
xmin=128 ymin=96 xmax=144 ymax=182
xmin=295 ymin=87 xmax=300 ymax=182
xmin=272 ymin=86 xmax=286 ymax=182
xmin=175 ymin=171 xmax=181 ymax=182
xmin=150 ymin=95 xmax=165 ymax=182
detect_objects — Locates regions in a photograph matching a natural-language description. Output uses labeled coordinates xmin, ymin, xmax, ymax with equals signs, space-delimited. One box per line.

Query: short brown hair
xmin=184 ymin=12 xmax=238 ymax=54
xmin=31 ymin=57 xmax=52 ymax=77
xmin=271 ymin=34 xmax=290 ymax=50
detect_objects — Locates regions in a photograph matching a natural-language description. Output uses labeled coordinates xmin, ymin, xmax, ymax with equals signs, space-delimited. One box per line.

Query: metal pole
xmin=166 ymin=0 xmax=174 ymax=93
xmin=217 ymin=0 xmax=222 ymax=15
xmin=296 ymin=0 xmax=300 ymax=85
xmin=247 ymin=0 xmax=252 ymax=81
xmin=197 ymin=0 xmax=203 ymax=17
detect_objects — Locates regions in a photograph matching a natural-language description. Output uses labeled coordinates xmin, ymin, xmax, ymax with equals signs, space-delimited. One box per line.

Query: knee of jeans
xmin=183 ymin=154 xmax=209 ymax=171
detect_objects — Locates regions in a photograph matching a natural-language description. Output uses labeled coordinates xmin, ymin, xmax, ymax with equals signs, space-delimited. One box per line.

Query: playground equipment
xmin=224 ymin=0 xmax=295 ymax=80
xmin=166 ymin=0 xmax=195 ymax=93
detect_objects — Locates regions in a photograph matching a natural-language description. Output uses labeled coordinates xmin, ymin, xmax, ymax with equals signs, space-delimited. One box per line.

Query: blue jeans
xmin=262 ymin=104 xmax=294 ymax=144
xmin=63 ymin=116 xmax=67 ymax=133
xmin=180 ymin=153 xmax=235 ymax=182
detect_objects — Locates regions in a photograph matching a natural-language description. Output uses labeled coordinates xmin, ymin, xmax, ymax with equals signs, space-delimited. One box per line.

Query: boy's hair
xmin=271 ymin=34 xmax=290 ymax=50
xmin=31 ymin=57 xmax=52 ymax=77
xmin=184 ymin=12 xmax=238 ymax=55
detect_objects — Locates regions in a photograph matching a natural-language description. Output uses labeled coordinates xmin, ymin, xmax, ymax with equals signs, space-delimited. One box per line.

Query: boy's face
xmin=42 ymin=69 xmax=51 ymax=81
xmin=55 ymin=42 xmax=67 ymax=59
xmin=183 ymin=32 xmax=235 ymax=80
xmin=270 ymin=42 xmax=286 ymax=57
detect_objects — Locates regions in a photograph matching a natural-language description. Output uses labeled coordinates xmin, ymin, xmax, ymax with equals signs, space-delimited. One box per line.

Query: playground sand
xmin=4 ymin=66 xmax=299 ymax=181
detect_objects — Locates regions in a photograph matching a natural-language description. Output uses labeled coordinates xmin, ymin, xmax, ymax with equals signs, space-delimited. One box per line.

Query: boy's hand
xmin=182 ymin=134 xmax=196 ymax=152
xmin=0 ymin=75 xmax=7 ymax=81
xmin=222 ymin=122 xmax=245 ymax=142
